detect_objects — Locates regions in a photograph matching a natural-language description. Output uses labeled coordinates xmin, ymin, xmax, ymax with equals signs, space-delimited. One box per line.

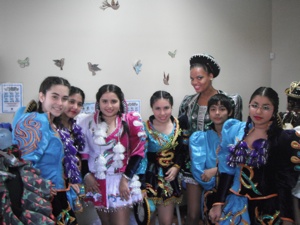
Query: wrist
xmin=122 ymin=173 xmax=131 ymax=181
xmin=83 ymin=172 xmax=92 ymax=181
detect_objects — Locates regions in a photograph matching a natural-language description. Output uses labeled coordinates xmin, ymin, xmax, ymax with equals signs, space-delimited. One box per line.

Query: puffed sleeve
xmin=13 ymin=112 xmax=50 ymax=165
xmin=218 ymin=119 xmax=246 ymax=174
xmin=76 ymin=113 xmax=92 ymax=161
xmin=123 ymin=112 xmax=147 ymax=179
xmin=273 ymin=129 xmax=300 ymax=220
xmin=190 ymin=131 xmax=216 ymax=190
xmin=213 ymin=119 xmax=245 ymax=205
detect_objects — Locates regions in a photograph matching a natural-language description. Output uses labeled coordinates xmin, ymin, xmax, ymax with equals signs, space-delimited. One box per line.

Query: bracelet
xmin=122 ymin=173 xmax=131 ymax=181
xmin=173 ymin=164 xmax=180 ymax=169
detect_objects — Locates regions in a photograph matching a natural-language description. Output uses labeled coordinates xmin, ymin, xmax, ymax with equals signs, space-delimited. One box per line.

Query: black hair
xmin=70 ymin=86 xmax=85 ymax=105
xmin=95 ymin=84 xmax=128 ymax=136
xmin=150 ymin=90 xmax=173 ymax=108
xmin=244 ymin=87 xmax=282 ymax=140
xmin=207 ymin=94 xmax=235 ymax=119
xmin=190 ymin=63 xmax=213 ymax=75
xmin=38 ymin=76 xmax=70 ymax=113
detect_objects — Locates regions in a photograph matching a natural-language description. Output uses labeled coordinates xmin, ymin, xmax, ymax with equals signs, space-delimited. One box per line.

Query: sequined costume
xmin=12 ymin=107 xmax=78 ymax=225
xmin=178 ymin=91 xmax=243 ymax=184
xmin=137 ymin=116 xmax=185 ymax=206
xmin=214 ymin=119 xmax=300 ymax=224
xmin=77 ymin=111 xmax=146 ymax=211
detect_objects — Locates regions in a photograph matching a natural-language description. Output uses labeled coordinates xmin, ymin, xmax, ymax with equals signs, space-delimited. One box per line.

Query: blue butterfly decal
xmin=133 ymin=60 xmax=142 ymax=75
xmin=17 ymin=57 xmax=30 ymax=68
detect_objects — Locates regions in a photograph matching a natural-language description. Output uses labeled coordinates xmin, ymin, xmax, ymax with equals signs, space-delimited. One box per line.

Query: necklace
xmin=227 ymin=138 xmax=269 ymax=168
xmin=57 ymin=119 xmax=85 ymax=183
xmin=93 ymin=116 xmax=126 ymax=179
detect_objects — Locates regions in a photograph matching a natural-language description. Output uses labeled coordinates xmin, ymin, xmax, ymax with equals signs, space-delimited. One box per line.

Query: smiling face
xmin=249 ymin=95 xmax=274 ymax=128
xmin=152 ymin=98 xmax=172 ymax=124
xmin=64 ymin=93 xmax=83 ymax=119
xmin=209 ymin=102 xmax=231 ymax=127
xmin=190 ymin=66 xmax=214 ymax=93
xmin=39 ymin=84 xmax=69 ymax=120
xmin=98 ymin=92 xmax=120 ymax=119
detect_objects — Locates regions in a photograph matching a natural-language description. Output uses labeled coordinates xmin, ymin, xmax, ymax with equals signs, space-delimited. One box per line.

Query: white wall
xmin=272 ymin=0 xmax=300 ymax=112
xmin=0 ymin=0 xmax=276 ymax=123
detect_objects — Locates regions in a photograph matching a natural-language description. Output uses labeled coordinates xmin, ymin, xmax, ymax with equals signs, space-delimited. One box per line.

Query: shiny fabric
xmin=12 ymin=107 xmax=77 ymax=225
xmin=137 ymin=116 xmax=184 ymax=206
xmin=216 ymin=118 xmax=300 ymax=224
xmin=190 ymin=129 xmax=219 ymax=190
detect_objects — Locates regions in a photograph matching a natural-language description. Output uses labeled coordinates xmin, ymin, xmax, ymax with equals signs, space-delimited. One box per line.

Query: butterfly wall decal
xmin=53 ymin=58 xmax=64 ymax=70
xmin=100 ymin=0 xmax=120 ymax=10
xmin=88 ymin=62 xmax=101 ymax=76
xmin=168 ymin=50 xmax=177 ymax=58
xmin=163 ymin=72 xmax=170 ymax=85
xmin=17 ymin=57 xmax=30 ymax=68
xmin=133 ymin=60 xmax=142 ymax=75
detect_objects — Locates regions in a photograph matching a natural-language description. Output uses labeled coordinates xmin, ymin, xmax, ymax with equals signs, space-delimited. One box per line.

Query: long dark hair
xmin=244 ymin=87 xmax=282 ymax=141
xmin=38 ymin=76 xmax=70 ymax=113
xmin=95 ymin=84 xmax=129 ymax=136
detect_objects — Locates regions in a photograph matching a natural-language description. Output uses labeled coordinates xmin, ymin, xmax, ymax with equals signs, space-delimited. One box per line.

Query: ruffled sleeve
xmin=190 ymin=130 xmax=217 ymax=190
xmin=13 ymin=112 xmax=50 ymax=165
xmin=218 ymin=119 xmax=246 ymax=175
xmin=123 ymin=112 xmax=147 ymax=179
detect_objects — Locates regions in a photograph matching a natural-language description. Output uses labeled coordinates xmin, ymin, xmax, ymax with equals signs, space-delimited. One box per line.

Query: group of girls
xmin=8 ymin=52 xmax=300 ymax=225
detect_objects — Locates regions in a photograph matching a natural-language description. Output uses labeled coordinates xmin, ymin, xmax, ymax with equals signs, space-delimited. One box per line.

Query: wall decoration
xmin=168 ymin=49 xmax=177 ymax=58
xmin=100 ymin=0 xmax=120 ymax=10
xmin=163 ymin=72 xmax=169 ymax=85
xmin=88 ymin=62 xmax=101 ymax=76
xmin=53 ymin=58 xmax=64 ymax=70
xmin=17 ymin=57 xmax=30 ymax=68
xmin=133 ymin=60 xmax=142 ymax=75
xmin=126 ymin=99 xmax=141 ymax=114
xmin=1 ymin=83 xmax=23 ymax=113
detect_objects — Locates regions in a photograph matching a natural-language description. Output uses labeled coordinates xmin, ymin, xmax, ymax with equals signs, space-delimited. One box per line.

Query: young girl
xmin=54 ymin=86 xmax=86 ymax=212
xmin=13 ymin=76 xmax=78 ymax=224
xmin=209 ymin=87 xmax=300 ymax=225
xmin=189 ymin=94 xmax=234 ymax=224
xmin=137 ymin=90 xmax=186 ymax=225
xmin=77 ymin=84 xmax=146 ymax=225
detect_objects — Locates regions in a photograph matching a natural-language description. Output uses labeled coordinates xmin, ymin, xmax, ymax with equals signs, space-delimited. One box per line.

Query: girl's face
xmin=98 ymin=92 xmax=120 ymax=118
xmin=152 ymin=98 xmax=172 ymax=124
xmin=249 ymin=95 xmax=274 ymax=128
xmin=64 ymin=93 xmax=83 ymax=119
xmin=209 ymin=102 xmax=231 ymax=126
xmin=190 ymin=66 xmax=214 ymax=93
xmin=39 ymin=84 xmax=69 ymax=119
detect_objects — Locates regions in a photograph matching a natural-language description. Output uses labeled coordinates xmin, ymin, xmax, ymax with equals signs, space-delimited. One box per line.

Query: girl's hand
xmin=209 ymin=204 xmax=222 ymax=224
xmin=201 ymin=167 xmax=217 ymax=182
xmin=165 ymin=166 xmax=180 ymax=182
xmin=70 ymin=183 xmax=80 ymax=194
xmin=50 ymin=184 xmax=57 ymax=197
xmin=84 ymin=173 xmax=100 ymax=193
xmin=119 ymin=176 xmax=130 ymax=201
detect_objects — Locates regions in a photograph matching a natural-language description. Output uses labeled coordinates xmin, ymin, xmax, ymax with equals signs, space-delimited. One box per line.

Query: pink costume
xmin=77 ymin=111 xmax=146 ymax=211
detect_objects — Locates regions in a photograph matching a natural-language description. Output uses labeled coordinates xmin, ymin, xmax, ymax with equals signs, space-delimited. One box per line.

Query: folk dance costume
xmin=77 ymin=111 xmax=146 ymax=211
xmin=178 ymin=91 xmax=242 ymax=185
xmin=189 ymin=128 xmax=221 ymax=223
xmin=137 ymin=116 xmax=185 ymax=207
xmin=12 ymin=108 xmax=79 ymax=225
xmin=214 ymin=119 xmax=300 ymax=224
